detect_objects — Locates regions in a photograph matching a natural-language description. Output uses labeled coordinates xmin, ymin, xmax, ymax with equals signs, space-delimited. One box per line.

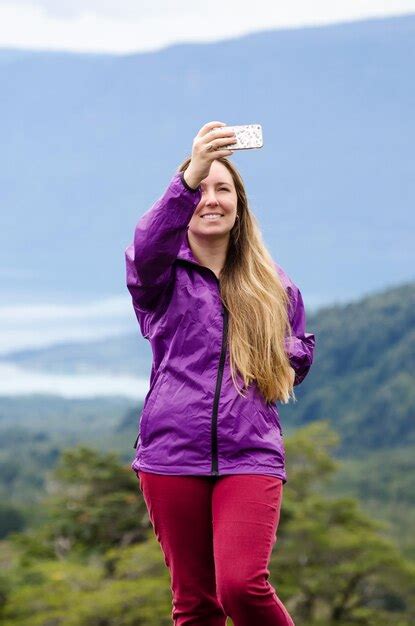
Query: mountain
xmin=1 ymin=280 xmax=414 ymax=551
xmin=0 ymin=332 xmax=151 ymax=377
xmin=1 ymin=14 xmax=414 ymax=305
xmin=279 ymin=280 xmax=415 ymax=456
xmin=2 ymin=279 xmax=414 ymax=457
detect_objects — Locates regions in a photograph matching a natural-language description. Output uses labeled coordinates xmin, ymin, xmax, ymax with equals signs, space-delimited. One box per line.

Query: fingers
xmin=191 ymin=122 xmax=235 ymax=177
xmin=205 ymin=135 xmax=236 ymax=153
xmin=198 ymin=121 xmax=237 ymax=155
xmin=198 ymin=121 xmax=227 ymax=137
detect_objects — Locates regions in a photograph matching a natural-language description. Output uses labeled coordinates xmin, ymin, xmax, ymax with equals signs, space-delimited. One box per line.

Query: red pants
xmin=137 ymin=471 xmax=295 ymax=626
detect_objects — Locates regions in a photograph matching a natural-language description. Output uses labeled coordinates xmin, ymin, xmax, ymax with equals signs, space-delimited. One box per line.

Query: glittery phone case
xmin=223 ymin=124 xmax=263 ymax=150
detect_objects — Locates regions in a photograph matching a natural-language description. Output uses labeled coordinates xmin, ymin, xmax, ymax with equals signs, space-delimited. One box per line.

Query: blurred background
xmin=0 ymin=2 xmax=414 ymax=624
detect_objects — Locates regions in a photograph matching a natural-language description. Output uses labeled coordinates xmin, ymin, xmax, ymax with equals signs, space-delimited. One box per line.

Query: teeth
xmin=201 ymin=214 xmax=223 ymax=219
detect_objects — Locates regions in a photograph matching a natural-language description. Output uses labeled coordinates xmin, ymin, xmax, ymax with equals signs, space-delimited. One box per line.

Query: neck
xmin=187 ymin=230 xmax=229 ymax=277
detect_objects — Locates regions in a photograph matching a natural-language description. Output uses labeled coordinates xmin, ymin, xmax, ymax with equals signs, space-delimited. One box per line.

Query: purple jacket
xmin=125 ymin=171 xmax=315 ymax=484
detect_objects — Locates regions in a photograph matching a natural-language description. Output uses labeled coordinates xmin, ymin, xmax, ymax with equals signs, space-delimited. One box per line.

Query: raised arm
xmin=125 ymin=121 xmax=237 ymax=314
xmin=125 ymin=170 xmax=202 ymax=312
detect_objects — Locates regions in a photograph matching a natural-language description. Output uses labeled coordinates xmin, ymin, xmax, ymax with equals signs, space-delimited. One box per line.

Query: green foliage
xmin=0 ymin=503 xmax=26 ymax=539
xmin=272 ymin=422 xmax=415 ymax=625
xmin=0 ymin=396 xmax=135 ymax=534
xmin=31 ymin=445 xmax=149 ymax=558
xmin=1 ymin=282 xmax=414 ymax=553
xmin=325 ymin=445 xmax=415 ymax=558
xmin=0 ymin=423 xmax=414 ymax=625
xmin=0 ymin=543 xmax=172 ymax=625
xmin=281 ymin=281 xmax=415 ymax=453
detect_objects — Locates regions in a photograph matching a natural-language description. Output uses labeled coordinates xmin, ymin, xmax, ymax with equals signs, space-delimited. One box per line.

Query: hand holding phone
xmin=183 ymin=121 xmax=263 ymax=190
xmin=184 ymin=121 xmax=237 ymax=187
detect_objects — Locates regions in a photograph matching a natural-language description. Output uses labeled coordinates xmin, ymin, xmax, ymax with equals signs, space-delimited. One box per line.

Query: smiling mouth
xmin=200 ymin=213 xmax=224 ymax=220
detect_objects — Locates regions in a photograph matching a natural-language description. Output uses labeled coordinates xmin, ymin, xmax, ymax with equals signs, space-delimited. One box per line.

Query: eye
xmin=218 ymin=187 xmax=230 ymax=191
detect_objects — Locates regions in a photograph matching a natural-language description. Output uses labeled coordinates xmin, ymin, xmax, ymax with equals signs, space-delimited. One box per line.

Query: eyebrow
xmin=200 ymin=181 xmax=232 ymax=187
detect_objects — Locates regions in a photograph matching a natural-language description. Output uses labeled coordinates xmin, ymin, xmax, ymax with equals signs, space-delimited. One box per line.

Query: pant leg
xmin=137 ymin=471 xmax=227 ymax=626
xmin=212 ymin=474 xmax=295 ymax=626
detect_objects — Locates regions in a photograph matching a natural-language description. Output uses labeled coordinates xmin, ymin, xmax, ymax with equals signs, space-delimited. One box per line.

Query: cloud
xmin=0 ymin=296 xmax=131 ymax=322
xmin=4 ymin=1 xmax=188 ymax=21
xmin=0 ymin=295 xmax=144 ymax=398
xmin=0 ymin=360 xmax=146 ymax=398
xmin=0 ymin=1 xmax=414 ymax=54
xmin=0 ymin=296 xmax=136 ymax=355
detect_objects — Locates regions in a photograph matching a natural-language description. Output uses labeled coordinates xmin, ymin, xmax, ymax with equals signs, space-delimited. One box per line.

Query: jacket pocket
xmin=140 ymin=370 xmax=166 ymax=446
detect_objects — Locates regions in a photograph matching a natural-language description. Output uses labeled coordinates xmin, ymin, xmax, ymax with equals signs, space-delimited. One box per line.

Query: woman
xmin=125 ymin=120 xmax=315 ymax=626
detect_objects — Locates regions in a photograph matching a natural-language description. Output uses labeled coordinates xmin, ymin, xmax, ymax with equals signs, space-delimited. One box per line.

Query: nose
xmin=204 ymin=190 xmax=220 ymax=206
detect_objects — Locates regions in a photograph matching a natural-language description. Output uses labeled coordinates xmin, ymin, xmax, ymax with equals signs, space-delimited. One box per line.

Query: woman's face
xmin=188 ymin=161 xmax=238 ymax=238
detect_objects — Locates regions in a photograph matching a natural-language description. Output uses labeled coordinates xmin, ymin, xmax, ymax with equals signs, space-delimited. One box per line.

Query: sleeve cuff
xmin=179 ymin=170 xmax=201 ymax=193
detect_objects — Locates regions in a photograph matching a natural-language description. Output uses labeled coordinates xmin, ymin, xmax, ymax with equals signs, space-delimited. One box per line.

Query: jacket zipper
xmin=211 ymin=301 xmax=229 ymax=476
xmin=132 ymin=257 xmax=229 ymax=473
xmin=177 ymin=259 xmax=229 ymax=477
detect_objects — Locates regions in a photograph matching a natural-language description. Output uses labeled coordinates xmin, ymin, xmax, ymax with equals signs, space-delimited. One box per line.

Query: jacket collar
xmin=176 ymin=229 xmax=200 ymax=266
xmin=176 ymin=230 xmax=221 ymax=284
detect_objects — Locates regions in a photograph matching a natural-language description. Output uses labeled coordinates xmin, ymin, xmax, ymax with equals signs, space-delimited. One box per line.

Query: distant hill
xmin=1 ymin=14 xmax=415 ymax=303
xmin=279 ymin=279 xmax=415 ymax=456
xmin=0 ymin=332 xmax=151 ymax=377
xmin=1 ymin=280 xmax=414 ymax=552
xmin=2 ymin=279 xmax=414 ymax=456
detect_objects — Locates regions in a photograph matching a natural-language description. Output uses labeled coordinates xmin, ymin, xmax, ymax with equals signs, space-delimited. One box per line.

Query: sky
xmin=1 ymin=0 xmax=413 ymax=397
xmin=0 ymin=0 xmax=414 ymax=54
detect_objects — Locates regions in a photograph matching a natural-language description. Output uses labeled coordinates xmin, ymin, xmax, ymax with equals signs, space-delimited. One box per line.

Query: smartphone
xmin=223 ymin=124 xmax=263 ymax=150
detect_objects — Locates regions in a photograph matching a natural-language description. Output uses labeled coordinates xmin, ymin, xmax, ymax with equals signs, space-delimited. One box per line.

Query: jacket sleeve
xmin=284 ymin=280 xmax=315 ymax=386
xmin=125 ymin=171 xmax=202 ymax=317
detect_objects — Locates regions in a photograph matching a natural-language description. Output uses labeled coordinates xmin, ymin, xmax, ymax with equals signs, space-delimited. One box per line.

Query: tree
xmin=270 ymin=420 xmax=415 ymax=625
xmin=1 ymin=424 xmax=414 ymax=625
xmin=11 ymin=446 xmax=150 ymax=560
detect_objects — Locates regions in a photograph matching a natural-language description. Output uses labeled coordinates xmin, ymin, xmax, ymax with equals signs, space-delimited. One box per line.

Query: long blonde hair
xmin=178 ymin=156 xmax=296 ymax=405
